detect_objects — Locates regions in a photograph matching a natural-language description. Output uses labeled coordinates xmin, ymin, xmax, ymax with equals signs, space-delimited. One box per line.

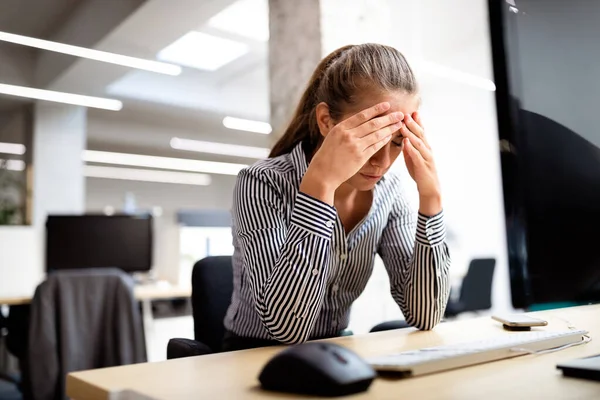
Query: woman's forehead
xmin=348 ymin=91 xmax=420 ymax=116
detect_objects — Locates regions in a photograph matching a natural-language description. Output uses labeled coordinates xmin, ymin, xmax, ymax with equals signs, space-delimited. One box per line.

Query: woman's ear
xmin=315 ymin=102 xmax=334 ymax=137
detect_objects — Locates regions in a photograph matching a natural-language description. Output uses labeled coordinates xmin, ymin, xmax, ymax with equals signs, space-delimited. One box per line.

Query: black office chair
xmin=0 ymin=313 xmax=22 ymax=400
xmin=167 ymin=256 xmax=233 ymax=359
xmin=445 ymin=258 xmax=496 ymax=318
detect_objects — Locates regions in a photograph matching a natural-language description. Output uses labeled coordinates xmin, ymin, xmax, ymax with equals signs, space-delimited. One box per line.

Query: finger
xmin=401 ymin=125 xmax=432 ymax=161
xmin=352 ymin=111 xmax=404 ymax=138
xmin=404 ymin=137 xmax=426 ymax=165
xmin=405 ymin=114 xmax=430 ymax=148
xmin=365 ymin=132 xmax=393 ymax=156
xmin=361 ymin=121 xmax=403 ymax=148
xmin=340 ymin=102 xmax=391 ymax=130
xmin=412 ymin=111 xmax=425 ymax=130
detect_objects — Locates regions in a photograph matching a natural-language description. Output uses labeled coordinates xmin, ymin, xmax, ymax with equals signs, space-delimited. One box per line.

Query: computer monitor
xmin=46 ymin=214 xmax=153 ymax=273
xmin=489 ymin=0 xmax=600 ymax=309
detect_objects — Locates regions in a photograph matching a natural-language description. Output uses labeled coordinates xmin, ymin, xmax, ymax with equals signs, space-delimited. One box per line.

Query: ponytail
xmin=269 ymin=45 xmax=354 ymax=158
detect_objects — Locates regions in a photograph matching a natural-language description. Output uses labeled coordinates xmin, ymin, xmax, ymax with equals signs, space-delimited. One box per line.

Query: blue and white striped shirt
xmin=224 ymin=143 xmax=451 ymax=344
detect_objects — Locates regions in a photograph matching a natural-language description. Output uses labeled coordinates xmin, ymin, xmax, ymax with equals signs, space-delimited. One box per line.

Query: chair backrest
xmin=458 ymin=258 xmax=496 ymax=312
xmin=191 ymin=256 xmax=234 ymax=352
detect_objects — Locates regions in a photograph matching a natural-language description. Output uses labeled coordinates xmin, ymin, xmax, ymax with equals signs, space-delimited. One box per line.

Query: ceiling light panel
xmin=157 ymin=31 xmax=249 ymax=71
xmin=83 ymin=150 xmax=247 ymax=176
xmin=0 ymin=31 xmax=181 ymax=76
xmin=170 ymin=137 xmax=269 ymax=159
xmin=0 ymin=83 xmax=123 ymax=111
xmin=208 ymin=0 xmax=270 ymax=42
xmin=85 ymin=165 xmax=212 ymax=186
xmin=0 ymin=142 xmax=26 ymax=155
xmin=223 ymin=116 xmax=272 ymax=134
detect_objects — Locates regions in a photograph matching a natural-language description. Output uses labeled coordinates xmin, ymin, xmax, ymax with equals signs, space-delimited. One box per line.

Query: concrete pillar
xmin=32 ymin=102 xmax=86 ymax=226
xmin=267 ymin=0 xmax=404 ymax=140
xmin=268 ymin=0 xmax=322 ymax=138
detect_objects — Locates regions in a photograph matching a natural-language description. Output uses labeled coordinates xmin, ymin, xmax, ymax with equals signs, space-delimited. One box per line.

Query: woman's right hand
xmin=300 ymin=102 xmax=404 ymax=204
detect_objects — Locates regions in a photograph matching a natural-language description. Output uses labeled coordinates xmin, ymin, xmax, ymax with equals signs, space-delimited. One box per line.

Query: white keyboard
xmin=368 ymin=329 xmax=588 ymax=376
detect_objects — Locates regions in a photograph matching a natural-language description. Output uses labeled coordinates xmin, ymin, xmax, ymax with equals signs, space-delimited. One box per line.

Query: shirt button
xmin=340 ymin=253 xmax=347 ymax=261
xmin=332 ymin=319 xmax=337 ymax=326
xmin=325 ymin=220 xmax=335 ymax=228
xmin=332 ymin=285 xmax=339 ymax=292
xmin=312 ymin=269 xmax=319 ymax=276
xmin=426 ymin=228 xmax=434 ymax=236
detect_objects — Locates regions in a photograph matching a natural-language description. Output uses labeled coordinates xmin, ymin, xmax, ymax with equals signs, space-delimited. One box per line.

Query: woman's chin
xmin=348 ymin=174 xmax=381 ymax=191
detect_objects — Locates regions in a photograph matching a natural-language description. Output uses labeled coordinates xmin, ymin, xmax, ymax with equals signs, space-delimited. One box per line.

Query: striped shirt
xmin=224 ymin=142 xmax=451 ymax=344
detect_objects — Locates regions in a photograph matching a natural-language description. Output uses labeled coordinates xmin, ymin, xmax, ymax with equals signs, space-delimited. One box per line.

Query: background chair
xmin=0 ymin=313 xmax=22 ymax=400
xmin=445 ymin=258 xmax=496 ymax=318
xmin=24 ymin=269 xmax=146 ymax=400
xmin=167 ymin=256 xmax=233 ymax=359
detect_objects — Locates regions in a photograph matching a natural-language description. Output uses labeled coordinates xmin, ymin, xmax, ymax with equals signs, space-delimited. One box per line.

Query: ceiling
xmin=0 ymin=0 xmax=84 ymax=39
xmin=0 ymin=0 xmax=494 ymax=164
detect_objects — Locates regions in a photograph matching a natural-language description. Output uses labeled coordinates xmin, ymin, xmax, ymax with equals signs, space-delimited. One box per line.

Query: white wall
xmin=333 ymin=0 xmax=514 ymax=332
xmin=0 ymin=227 xmax=43 ymax=298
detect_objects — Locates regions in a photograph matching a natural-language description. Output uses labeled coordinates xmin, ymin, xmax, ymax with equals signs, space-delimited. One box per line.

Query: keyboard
xmin=367 ymin=329 xmax=588 ymax=376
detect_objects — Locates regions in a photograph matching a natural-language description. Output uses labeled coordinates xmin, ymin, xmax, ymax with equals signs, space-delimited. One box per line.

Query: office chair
xmin=445 ymin=258 xmax=496 ymax=318
xmin=0 ymin=313 xmax=22 ymax=400
xmin=167 ymin=256 xmax=233 ymax=359
xmin=24 ymin=269 xmax=146 ymax=399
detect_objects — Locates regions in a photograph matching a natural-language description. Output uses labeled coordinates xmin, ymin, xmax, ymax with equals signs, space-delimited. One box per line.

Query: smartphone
xmin=492 ymin=314 xmax=548 ymax=327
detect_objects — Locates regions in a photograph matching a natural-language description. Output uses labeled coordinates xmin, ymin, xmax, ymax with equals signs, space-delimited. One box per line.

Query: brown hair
xmin=269 ymin=43 xmax=418 ymax=158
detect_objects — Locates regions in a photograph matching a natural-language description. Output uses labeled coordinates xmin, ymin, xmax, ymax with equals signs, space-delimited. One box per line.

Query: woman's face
xmin=342 ymin=91 xmax=420 ymax=191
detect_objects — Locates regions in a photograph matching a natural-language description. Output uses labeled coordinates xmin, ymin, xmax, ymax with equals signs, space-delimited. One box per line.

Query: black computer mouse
xmin=258 ymin=342 xmax=376 ymax=397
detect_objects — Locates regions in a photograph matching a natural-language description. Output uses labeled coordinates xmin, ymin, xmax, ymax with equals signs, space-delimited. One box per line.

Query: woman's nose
xmin=369 ymin=144 xmax=392 ymax=168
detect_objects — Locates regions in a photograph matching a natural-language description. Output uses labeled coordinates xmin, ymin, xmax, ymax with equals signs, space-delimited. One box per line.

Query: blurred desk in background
xmin=0 ymin=281 xmax=191 ymax=305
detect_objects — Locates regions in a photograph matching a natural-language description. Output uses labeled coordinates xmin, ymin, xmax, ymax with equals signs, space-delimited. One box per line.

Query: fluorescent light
xmin=85 ymin=165 xmax=211 ymax=186
xmin=0 ymin=83 xmax=122 ymax=111
xmin=0 ymin=159 xmax=25 ymax=171
xmin=0 ymin=142 xmax=26 ymax=155
xmin=223 ymin=116 xmax=272 ymax=134
xmin=83 ymin=150 xmax=247 ymax=176
xmin=0 ymin=31 xmax=181 ymax=76
xmin=208 ymin=0 xmax=270 ymax=42
xmin=157 ymin=31 xmax=249 ymax=71
xmin=415 ymin=60 xmax=496 ymax=91
xmin=170 ymin=137 xmax=269 ymax=159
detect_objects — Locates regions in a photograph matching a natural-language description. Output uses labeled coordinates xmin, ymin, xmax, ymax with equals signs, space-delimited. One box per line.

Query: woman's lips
xmin=360 ymin=173 xmax=382 ymax=180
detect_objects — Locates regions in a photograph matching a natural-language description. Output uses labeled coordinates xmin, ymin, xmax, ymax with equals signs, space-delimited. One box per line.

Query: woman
xmin=223 ymin=43 xmax=451 ymax=351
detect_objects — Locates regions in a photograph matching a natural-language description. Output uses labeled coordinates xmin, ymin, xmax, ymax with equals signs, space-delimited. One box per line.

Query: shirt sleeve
xmin=378 ymin=195 xmax=451 ymax=330
xmin=232 ymin=168 xmax=337 ymax=343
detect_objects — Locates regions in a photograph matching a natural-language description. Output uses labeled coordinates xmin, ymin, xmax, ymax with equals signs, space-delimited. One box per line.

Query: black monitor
xmin=46 ymin=214 xmax=153 ymax=273
xmin=489 ymin=0 xmax=600 ymax=309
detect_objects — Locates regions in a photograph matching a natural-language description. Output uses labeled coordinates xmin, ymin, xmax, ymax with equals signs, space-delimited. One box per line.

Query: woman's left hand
xmin=400 ymin=112 xmax=443 ymax=216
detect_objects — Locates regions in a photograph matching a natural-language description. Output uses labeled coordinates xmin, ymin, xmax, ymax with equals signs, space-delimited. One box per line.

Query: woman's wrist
xmin=418 ymin=194 xmax=443 ymax=217
xmin=300 ymin=167 xmax=338 ymax=205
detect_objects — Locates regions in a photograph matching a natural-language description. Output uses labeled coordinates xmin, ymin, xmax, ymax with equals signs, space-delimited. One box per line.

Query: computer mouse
xmin=258 ymin=342 xmax=376 ymax=397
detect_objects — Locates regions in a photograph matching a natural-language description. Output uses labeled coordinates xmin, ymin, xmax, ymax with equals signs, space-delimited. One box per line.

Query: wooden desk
xmin=67 ymin=305 xmax=600 ymax=400
xmin=0 ymin=282 xmax=191 ymax=305
xmin=0 ymin=295 xmax=33 ymax=306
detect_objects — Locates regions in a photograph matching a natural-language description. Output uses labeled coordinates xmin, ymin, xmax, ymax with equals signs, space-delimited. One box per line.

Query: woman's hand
xmin=401 ymin=112 xmax=443 ymax=216
xmin=301 ymin=102 xmax=404 ymax=204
